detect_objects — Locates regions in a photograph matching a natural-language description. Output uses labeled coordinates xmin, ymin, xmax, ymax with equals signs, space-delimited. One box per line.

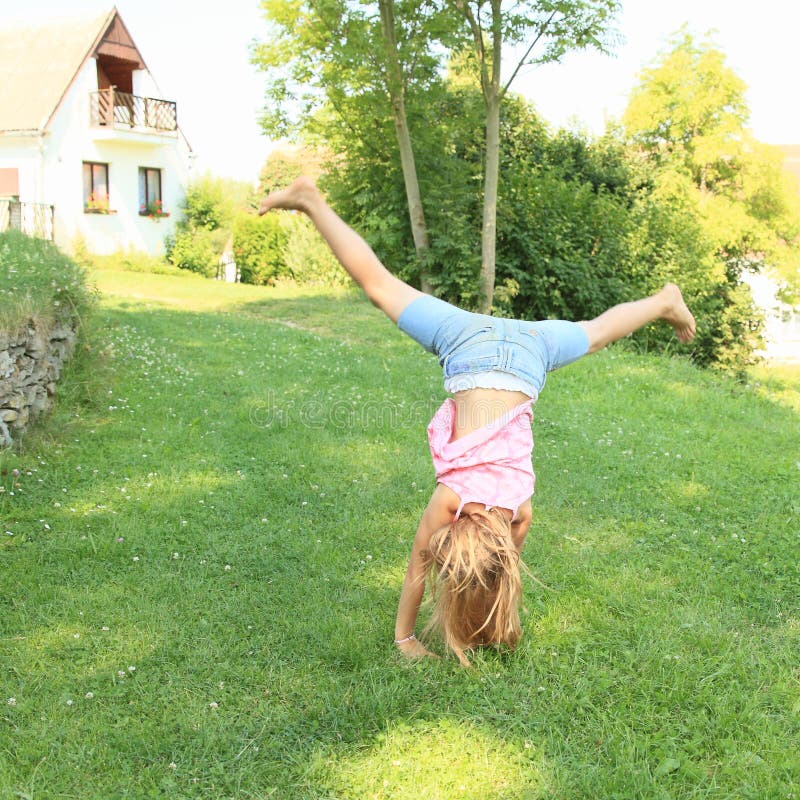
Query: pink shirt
xmin=427 ymin=398 xmax=535 ymax=519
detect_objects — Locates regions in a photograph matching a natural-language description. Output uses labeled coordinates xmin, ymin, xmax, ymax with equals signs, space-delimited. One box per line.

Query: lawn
xmin=1 ymin=268 xmax=798 ymax=799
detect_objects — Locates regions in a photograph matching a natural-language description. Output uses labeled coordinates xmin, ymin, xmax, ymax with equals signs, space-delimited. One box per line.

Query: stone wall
xmin=0 ymin=320 xmax=77 ymax=446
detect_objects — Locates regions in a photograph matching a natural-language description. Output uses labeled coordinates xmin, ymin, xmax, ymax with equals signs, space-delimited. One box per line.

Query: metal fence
xmin=0 ymin=200 xmax=55 ymax=241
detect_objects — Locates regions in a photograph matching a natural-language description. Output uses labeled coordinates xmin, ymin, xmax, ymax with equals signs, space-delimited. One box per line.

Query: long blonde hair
xmin=422 ymin=508 xmax=524 ymax=666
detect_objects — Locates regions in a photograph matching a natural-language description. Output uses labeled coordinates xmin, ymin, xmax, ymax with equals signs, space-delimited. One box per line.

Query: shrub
xmin=166 ymin=174 xmax=251 ymax=277
xmin=281 ymin=215 xmax=350 ymax=286
xmin=166 ymin=228 xmax=228 ymax=278
xmin=181 ymin=174 xmax=252 ymax=231
xmin=86 ymin=248 xmax=184 ymax=276
xmin=233 ymin=213 xmax=289 ymax=285
xmin=0 ymin=231 xmax=93 ymax=335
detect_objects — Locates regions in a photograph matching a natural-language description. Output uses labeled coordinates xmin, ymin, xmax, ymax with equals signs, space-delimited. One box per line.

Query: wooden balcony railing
xmin=90 ymin=88 xmax=177 ymax=133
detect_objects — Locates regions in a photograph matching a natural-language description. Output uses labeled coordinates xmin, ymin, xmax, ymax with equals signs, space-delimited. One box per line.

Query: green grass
xmin=0 ymin=231 xmax=93 ymax=335
xmin=1 ymin=267 xmax=798 ymax=799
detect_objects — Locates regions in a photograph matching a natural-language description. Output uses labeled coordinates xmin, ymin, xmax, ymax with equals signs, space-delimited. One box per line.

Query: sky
xmin=3 ymin=0 xmax=799 ymax=183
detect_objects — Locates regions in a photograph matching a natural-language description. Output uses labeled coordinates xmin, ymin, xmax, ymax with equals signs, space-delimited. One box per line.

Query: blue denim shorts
xmin=396 ymin=294 xmax=589 ymax=396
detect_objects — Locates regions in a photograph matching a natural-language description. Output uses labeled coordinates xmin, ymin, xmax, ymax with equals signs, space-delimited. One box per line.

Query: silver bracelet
xmin=394 ymin=633 xmax=416 ymax=645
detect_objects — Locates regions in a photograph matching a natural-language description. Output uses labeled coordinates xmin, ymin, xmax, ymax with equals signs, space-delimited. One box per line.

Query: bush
xmin=166 ymin=174 xmax=251 ymax=278
xmin=0 ymin=231 xmax=93 ymax=335
xmin=166 ymin=228 xmax=228 ymax=278
xmin=281 ymin=215 xmax=350 ymax=286
xmin=85 ymin=248 xmax=185 ymax=276
xmin=233 ymin=213 xmax=288 ymax=285
xmin=181 ymin=174 xmax=253 ymax=231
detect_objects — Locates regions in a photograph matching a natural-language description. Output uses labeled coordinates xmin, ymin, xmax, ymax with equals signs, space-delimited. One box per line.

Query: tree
xmin=623 ymin=30 xmax=800 ymax=291
xmin=623 ymin=28 xmax=749 ymax=192
xmin=452 ymin=0 xmax=620 ymax=310
xmin=252 ymin=0 xmax=455 ymax=291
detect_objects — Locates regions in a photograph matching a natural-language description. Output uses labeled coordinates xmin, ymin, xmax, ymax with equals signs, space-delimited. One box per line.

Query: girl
xmin=259 ymin=177 xmax=696 ymax=666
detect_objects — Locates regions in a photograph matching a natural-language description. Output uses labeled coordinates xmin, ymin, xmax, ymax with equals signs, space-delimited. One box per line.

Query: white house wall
xmin=0 ymin=138 xmax=42 ymax=201
xmin=742 ymin=270 xmax=800 ymax=362
xmin=132 ymin=68 xmax=159 ymax=101
xmin=1 ymin=57 xmax=192 ymax=256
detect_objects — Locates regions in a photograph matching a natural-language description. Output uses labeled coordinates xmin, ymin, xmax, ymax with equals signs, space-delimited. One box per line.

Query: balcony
xmin=89 ymin=88 xmax=177 ymax=138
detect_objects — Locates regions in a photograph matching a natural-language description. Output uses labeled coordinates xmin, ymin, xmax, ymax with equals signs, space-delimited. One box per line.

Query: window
xmin=0 ymin=167 xmax=19 ymax=199
xmin=83 ymin=162 xmax=110 ymax=212
xmin=139 ymin=167 xmax=163 ymax=216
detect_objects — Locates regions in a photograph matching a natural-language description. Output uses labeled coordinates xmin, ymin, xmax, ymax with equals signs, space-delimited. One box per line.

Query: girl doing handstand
xmin=260 ymin=178 xmax=696 ymax=666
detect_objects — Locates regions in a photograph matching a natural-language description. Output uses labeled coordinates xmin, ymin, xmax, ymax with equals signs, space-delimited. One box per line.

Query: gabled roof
xmin=0 ymin=7 xmax=146 ymax=135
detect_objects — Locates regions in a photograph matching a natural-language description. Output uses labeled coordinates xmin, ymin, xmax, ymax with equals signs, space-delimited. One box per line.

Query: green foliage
xmin=83 ymin=248 xmax=184 ymax=277
xmin=624 ymin=28 xmax=749 ymax=190
xmin=232 ymin=213 xmax=289 ymax=285
xmin=252 ymin=0 xmax=456 ymax=140
xmin=166 ymin=174 xmax=251 ymax=278
xmin=323 ymin=81 xmax=489 ymax=304
xmin=0 ymin=231 xmax=93 ymax=334
xmin=497 ymin=168 xmax=633 ymax=320
xmin=256 ymin=146 xmax=328 ymax=197
xmin=280 ymin=214 xmax=351 ymax=286
xmin=623 ymin=30 xmax=800 ymax=295
xmin=164 ymin=228 xmax=227 ymax=278
xmin=324 ymin=84 xmax=764 ymax=372
xmin=180 ymin=174 xmax=251 ymax=231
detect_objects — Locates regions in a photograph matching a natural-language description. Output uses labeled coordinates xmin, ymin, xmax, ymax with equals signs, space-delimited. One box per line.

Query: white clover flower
xmin=6 ymin=697 xmax=16 ymax=706
xmin=209 ymin=702 xmax=219 ymax=709
xmin=224 ymin=565 xmax=231 ymax=571
xmin=85 ymin=692 xmax=94 ymax=700
xmin=66 ymin=699 xmax=73 ymax=706
xmin=127 ymin=665 xmax=136 ymax=673
xmin=132 ymin=556 xmax=140 ymax=562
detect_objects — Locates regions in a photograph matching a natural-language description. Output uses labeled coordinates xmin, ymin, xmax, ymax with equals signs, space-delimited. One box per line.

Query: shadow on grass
xmin=2 ymin=294 xmax=799 ymax=798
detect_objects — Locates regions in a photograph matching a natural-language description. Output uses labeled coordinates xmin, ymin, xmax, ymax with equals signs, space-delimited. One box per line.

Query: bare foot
xmin=258 ymin=175 xmax=320 ymax=216
xmin=661 ymin=283 xmax=696 ymax=343
xmin=395 ymin=637 xmax=438 ymax=659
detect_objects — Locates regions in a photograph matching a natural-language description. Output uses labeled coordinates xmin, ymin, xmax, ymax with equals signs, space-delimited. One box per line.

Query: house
xmin=746 ymin=145 xmax=800 ymax=363
xmin=779 ymin=145 xmax=800 ymax=191
xmin=0 ymin=7 xmax=193 ymax=255
xmin=742 ymin=270 xmax=800 ymax=363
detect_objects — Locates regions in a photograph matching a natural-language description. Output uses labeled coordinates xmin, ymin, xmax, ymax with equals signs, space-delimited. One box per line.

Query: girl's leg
xmin=578 ymin=284 xmax=696 ymax=353
xmin=259 ymin=177 xmax=423 ymax=323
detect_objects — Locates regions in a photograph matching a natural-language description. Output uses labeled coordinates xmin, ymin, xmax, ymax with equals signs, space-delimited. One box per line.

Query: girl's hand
xmin=395 ymin=637 xmax=438 ymax=659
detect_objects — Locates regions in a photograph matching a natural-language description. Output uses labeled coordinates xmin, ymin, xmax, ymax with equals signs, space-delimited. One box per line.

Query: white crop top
xmin=444 ymin=370 xmax=538 ymax=400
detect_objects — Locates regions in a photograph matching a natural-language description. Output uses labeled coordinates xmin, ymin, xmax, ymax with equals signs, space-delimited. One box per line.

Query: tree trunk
xmin=480 ymin=89 xmax=501 ymax=312
xmin=378 ymin=0 xmax=433 ymax=293
xmin=476 ymin=0 xmax=504 ymax=313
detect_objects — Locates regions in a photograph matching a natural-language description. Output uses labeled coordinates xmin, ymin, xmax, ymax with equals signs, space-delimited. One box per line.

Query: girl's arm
xmin=511 ymin=497 xmax=533 ymax=552
xmin=394 ymin=484 xmax=459 ymax=657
